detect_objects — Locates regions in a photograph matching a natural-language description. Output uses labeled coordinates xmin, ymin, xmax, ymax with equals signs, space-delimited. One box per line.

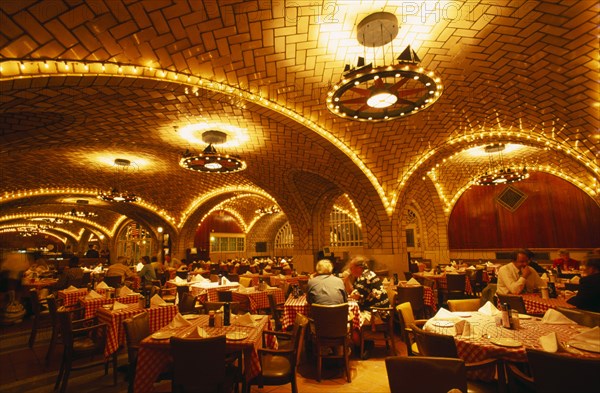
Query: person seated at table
xmin=524 ymin=248 xmax=548 ymax=275
xmin=497 ymin=249 xmax=545 ymax=295
xmin=105 ymin=256 xmax=135 ymax=284
xmin=151 ymin=256 xmax=165 ymax=275
xmin=84 ymin=244 xmax=100 ymax=258
xmin=138 ymin=256 xmax=156 ymax=287
xmin=307 ymin=260 xmax=347 ymax=305
xmin=24 ymin=255 xmax=50 ymax=278
xmin=567 ymin=256 xmax=600 ymax=312
xmin=552 ymin=249 xmax=580 ymax=271
xmin=56 ymin=257 xmax=84 ymax=289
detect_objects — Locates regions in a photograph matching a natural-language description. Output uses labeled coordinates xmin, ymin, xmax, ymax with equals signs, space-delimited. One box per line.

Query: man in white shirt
xmin=497 ymin=249 xmax=545 ymax=295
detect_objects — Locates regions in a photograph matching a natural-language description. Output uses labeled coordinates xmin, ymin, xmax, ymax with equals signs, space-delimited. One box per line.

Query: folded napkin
xmin=406 ymin=278 xmax=421 ymax=286
xmin=174 ymin=276 xmax=186 ymax=284
xmin=136 ymin=262 xmax=144 ymax=272
xmin=451 ymin=261 xmax=457 ymax=267
xmin=423 ymin=270 xmax=434 ymax=276
xmin=166 ymin=313 xmax=192 ymax=329
xmin=64 ymin=285 xmax=79 ymax=292
xmin=187 ymin=326 xmax=210 ymax=338
xmin=382 ymin=277 xmax=390 ymax=285
xmin=539 ymin=331 xmax=563 ymax=353
xmin=96 ymin=281 xmax=109 ymax=289
xmin=486 ymin=262 xmax=494 ymax=267
xmin=467 ymin=265 xmax=476 ymax=270
xmin=570 ymin=326 xmax=600 ymax=346
xmin=84 ymin=290 xmax=103 ymax=300
xmin=191 ymin=274 xmax=207 ymax=282
xmin=541 ymin=309 xmax=576 ymax=325
xmin=238 ymin=286 xmax=252 ymax=294
xmin=112 ymin=301 xmax=129 ymax=310
xmin=445 ymin=266 xmax=457 ymax=272
xmin=458 ymin=267 xmax=466 ymax=272
xmin=119 ymin=286 xmax=134 ymax=296
xmin=234 ymin=313 xmax=256 ymax=327
xmin=455 ymin=320 xmax=472 ymax=338
xmin=93 ymin=265 xmax=103 ymax=273
xmin=570 ymin=276 xmax=580 ymax=284
xmin=150 ymin=294 xmax=167 ymax=307
xmin=432 ymin=308 xmax=461 ymax=322
xmin=478 ymin=301 xmax=500 ymax=316
xmin=541 ymin=273 xmax=549 ymax=281
xmin=222 ymin=277 xmax=231 ymax=285
xmin=243 ymin=271 xmax=252 ymax=275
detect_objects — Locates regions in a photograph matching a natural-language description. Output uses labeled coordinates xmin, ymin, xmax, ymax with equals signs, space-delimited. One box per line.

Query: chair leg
xmin=316 ymin=345 xmax=322 ymax=382
xmin=59 ymin=360 xmax=72 ymax=393
xmin=359 ymin=331 xmax=365 ymax=359
xmin=28 ymin=318 xmax=38 ymax=348
xmin=46 ymin=328 xmax=57 ymax=366
xmin=291 ymin=373 xmax=298 ymax=393
xmin=54 ymin=356 xmax=65 ymax=390
xmin=113 ymin=353 xmax=118 ymax=385
xmin=344 ymin=341 xmax=351 ymax=383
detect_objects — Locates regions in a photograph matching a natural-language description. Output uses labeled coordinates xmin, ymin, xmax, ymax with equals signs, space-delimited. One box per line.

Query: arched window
xmin=116 ymin=222 xmax=154 ymax=262
xmin=330 ymin=208 xmax=362 ymax=247
xmin=274 ymin=222 xmax=294 ymax=249
xmin=405 ymin=208 xmax=421 ymax=251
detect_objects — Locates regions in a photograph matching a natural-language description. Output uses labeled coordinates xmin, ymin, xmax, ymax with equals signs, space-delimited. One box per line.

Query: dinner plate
xmin=182 ymin=314 xmax=199 ymax=320
xmin=226 ymin=332 xmax=249 ymax=341
xmin=568 ymin=341 xmax=600 ymax=353
xmin=518 ymin=314 xmax=532 ymax=319
xmin=489 ymin=338 xmax=522 ymax=348
xmin=453 ymin=312 xmax=472 ymax=318
xmin=431 ymin=320 xmax=455 ymax=328
xmin=101 ymin=304 xmax=112 ymax=309
xmin=151 ymin=331 xmax=175 ymax=340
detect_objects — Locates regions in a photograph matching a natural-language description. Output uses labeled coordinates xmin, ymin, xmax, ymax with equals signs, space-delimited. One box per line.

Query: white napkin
xmin=93 ymin=265 xmax=103 ymax=273
xmin=382 ymin=277 xmax=390 ymax=285
xmin=570 ymin=326 xmax=600 ymax=346
xmin=467 ymin=265 xmax=476 ymax=270
xmin=96 ymin=281 xmax=109 ymax=289
xmin=84 ymin=290 xmax=103 ymax=300
xmin=234 ymin=313 xmax=256 ymax=327
xmin=64 ymin=285 xmax=79 ymax=292
xmin=191 ymin=274 xmax=205 ymax=282
xmin=222 ymin=277 xmax=231 ymax=285
xmin=451 ymin=261 xmax=457 ymax=267
xmin=445 ymin=266 xmax=457 ymax=272
xmin=238 ymin=286 xmax=251 ymax=294
xmin=570 ymin=276 xmax=580 ymax=284
xmin=243 ymin=271 xmax=252 ymax=275
xmin=541 ymin=309 xmax=577 ymax=325
xmin=486 ymin=262 xmax=494 ymax=267
xmin=432 ymin=308 xmax=461 ymax=322
xmin=174 ymin=276 xmax=186 ymax=285
xmin=136 ymin=262 xmax=144 ymax=272
xmin=539 ymin=332 xmax=564 ymax=353
xmin=406 ymin=278 xmax=421 ymax=286
xmin=423 ymin=270 xmax=434 ymax=276
xmin=455 ymin=320 xmax=472 ymax=337
xmin=112 ymin=301 xmax=128 ymax=310
xmin=166 ymin=313 xmax=192 ymax=329
xmin=150 ymin=294 xmax=167 ymax=307
xmin=541 ymin=273 xmax=549 ymax=281
xmin=187 ymin=326 xmax=209 ymax=338
xmin=119 ymin=286 xmax=135 ymax=296
xmin=478 ymin=301 xmax=500 ymax=316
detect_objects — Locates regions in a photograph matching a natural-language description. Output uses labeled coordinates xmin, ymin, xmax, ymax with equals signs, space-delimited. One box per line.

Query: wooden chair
xmin=54 ymin=309 xmax=114 ymax=393
xmin=123 ymin=312 xmax=151 ymax=393
xmin=385 ymin=356 xmax=468 ymax=393
xmin=403 ymin=272 xmax=413 ymax=281
xmin=466 ymin=268 xmax=485 ymax=296
xmin=411 ymin=323 xmax=502 ymax=391
xmin=268 ymin=292 xmax=283 ymax=331
xmin=359 ymin=306 xmax=395 ymax=359
xmin=28 ymin=288 xmax=51 ymax=348
xmin=447 ymin=299 xmax=481 ymax=312
xmin=178 ymin=292 xmax=198 ymax=315
xmin=395 ymin=302 xmax=427 ymax=356
xmin=249 ymin=314 xmax=308 ymax=393
xmin=170 ymin=335 xmax=238 ymax=393
xmin=45 ymin=295 xmax=83 ymax=366
xmin=480 ymin=283 xmax=497 ymax=307
xmin=103 ymin=275 xmax=122 ymax=288
xmin=175 ymin=270 xmax=188 ymax=280
xmin=527 ymin=348 xmax=600 ymax=393
xmin=217 ymin=289 xmax=233 ymax=302
xmin=441 ymin=274 xmax=468 ymax=304
xmin=396 ymin=285 xmax=425 ymax=319
xmin=310 ymin=303 xmax=352 ymax=383
xmin=506 ymin=361 xmax=536 ymax=393
xmin=496 ymin=293 xmax=527 ymax=314
xmin=264 ymin=313 xmax=308 ymax=363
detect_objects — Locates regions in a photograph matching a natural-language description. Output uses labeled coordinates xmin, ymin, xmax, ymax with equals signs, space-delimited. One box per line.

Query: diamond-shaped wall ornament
xmin=496 ymin=186 xmax=527 ymax=212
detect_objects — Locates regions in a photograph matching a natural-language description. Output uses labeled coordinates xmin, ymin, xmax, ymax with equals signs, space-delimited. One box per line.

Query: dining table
xmin=57 ymin=287 xmax=89 ymax=306
xmin=424 ymin=310 xmax=600 ymax=381
xmin=96 ymin=303 xmax=178 ymax=358
xmin=281 ymin=294 xmax=361 ymax=331
xmin=231 ymin=287 xmax=285 ymax=313
xmin=21 ymin=277 xmax=58 ymax=290
xmin=520 ymin=293 xmax=575 ymax=315
xmin=134 ymin=314 xmax=270 ymax=393
xmin=189 ymin=281 xmax=240 ymax=302
xmin=79 ymin=294 xmax=141 ymax=319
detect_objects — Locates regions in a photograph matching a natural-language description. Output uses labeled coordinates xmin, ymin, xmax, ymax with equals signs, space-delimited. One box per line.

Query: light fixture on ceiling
xmin=66 ymin=208 xmax=98 ymax=218
xmin=98 ymin=158 xmax=139 ymax=202
xmin=255 ymin=205 xmax=281 ymax=215
xmin=179 ymin=130 xmax=246 ymax=173
xmin=326 ymin=12 xmax=443 ymax=121
xmin=473 ymin=143 xmax=529 ymax=186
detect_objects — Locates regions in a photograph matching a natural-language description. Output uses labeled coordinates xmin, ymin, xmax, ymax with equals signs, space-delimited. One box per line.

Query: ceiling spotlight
xmin=179 ymin=131 xmax=246 ymax=173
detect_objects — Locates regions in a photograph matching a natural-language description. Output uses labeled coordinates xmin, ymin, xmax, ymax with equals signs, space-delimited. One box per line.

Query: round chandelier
xmin=180 ymin=130 xmax=246 ymax=173
xmin=326 ymin=12 xmax=443 ymax=121
xmin=473 ymin=144 xmax=529 ymax=186
xmin=97 ymin=158 xmax=138 ymax=202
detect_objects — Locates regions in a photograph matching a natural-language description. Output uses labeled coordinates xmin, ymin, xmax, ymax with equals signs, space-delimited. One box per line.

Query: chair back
xmin=396 ymin=285 xmax=425 ymax=318
xmin=385 ymin=356 xmax=467 ymax=393
xmin=178 ymin=292 xmax=197 ymax=314
xmin=403 ymin=272 xmax=413 ymax=281
xmin=123 ymin=312 xmax=150 ymax=363
xmin=396 ymin=302 xmax=416 ymax=328
xmin=237 ymin=265 xmax=249 ymax=275
xmin=217 ymin=290 xmax=233 ymax=302
xmin=480 ymin=283 xmax=497 ymax=306
xmin=291 ymin=313 xmax=309 ymax=367
xmin=210 ymin=274 xmax=220 ymax=283
xmin=268 ymin=292 xmax=282 ymax=330
xmin=170 ymin=335 xmax=229 ymax=393
xmin=496 ymin=293 xmax=527 ymax=314
xmin=81 ymin=271 xmax=92 ymax=287
xmin=176 ymin=270 xmax=188 ymax=280
xmin=556 ymin=307 xmax=599 ymax=328
xmin=227 ymin=273 xmax=239 ymax=283
xmin=446 ymin=274 xmax=467 ymax=293
xmin=447 ymin=299 xmax=480 ymax=312
xmin=239 ymin=276 xmax=253 ymax=288
xmin=564 ymin=282 xmax=579 ymax=291
xmin=203 ymin=301 xmax=240 ymax=315
xmin=411 ymin=323 xmax=459 ymax=358
xmin=311 ymin=303 xmax=349 ymax=338
xmin=103 ymin=275 xmax=122 ymax=288
xmin=527 ymin=348 xmax=600 ymax=393
xmin=57 ymin=309 xmax=106 ymax=356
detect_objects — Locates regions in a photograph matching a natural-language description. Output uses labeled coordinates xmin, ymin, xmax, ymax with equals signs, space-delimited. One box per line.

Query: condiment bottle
xmin=208 ymin=311 xmax=215 ymax=327
xmin=223 ymin=302 xmax=231 ymax=326
xmin=501 ymin=303 xmax=512 ymax=329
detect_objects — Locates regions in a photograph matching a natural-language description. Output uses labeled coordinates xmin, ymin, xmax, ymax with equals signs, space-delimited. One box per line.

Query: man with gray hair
xmin=307 ymin=259 xmax=347 ymax=305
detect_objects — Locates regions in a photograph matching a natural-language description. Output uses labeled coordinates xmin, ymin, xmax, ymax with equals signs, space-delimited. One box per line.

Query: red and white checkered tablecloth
xmin=425 ymin=313 xmax=600 ymax=381
xmin=57 ymin=288 xmax=88 ymax=306
xmin=97 ymin=303 xmax=178 ymax=357
xmin=423 ymin=286 xmax=437 ymax=312
xmin=79 ymin=295 xmax=141 ymax=319
xmin=281 ymin=295 xmax=361 ymax=331
xmin=269 ymin=275 xmax=309 ymax=287
xmin=134 ymin=314 xmax=269 ymax=393
xmin=190 ymin=282 xmax=240 ymax=301
xmin=231 ymin=288 xmax=285 ymax=313
xmin=521 ymin=294 xmax=575 ymax=315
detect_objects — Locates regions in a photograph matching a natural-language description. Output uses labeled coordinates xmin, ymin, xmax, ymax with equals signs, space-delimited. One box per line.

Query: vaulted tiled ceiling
xmin=1 ymin=0 xmax=598 ymax=241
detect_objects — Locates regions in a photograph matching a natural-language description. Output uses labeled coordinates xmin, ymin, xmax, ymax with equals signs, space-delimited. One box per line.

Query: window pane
xmin=406 ymin=229 xmax=415 ymax=248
